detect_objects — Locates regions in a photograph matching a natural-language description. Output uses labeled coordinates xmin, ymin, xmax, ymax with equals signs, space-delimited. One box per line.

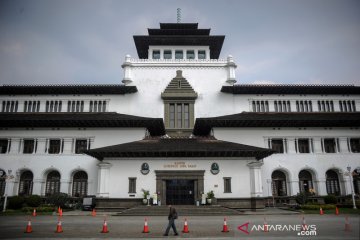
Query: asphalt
xmin=0 ymin=213 xmax=358 ymax=239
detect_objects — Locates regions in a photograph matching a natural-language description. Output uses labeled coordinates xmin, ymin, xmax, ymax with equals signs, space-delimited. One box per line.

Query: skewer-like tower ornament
xmin=177 ymin=8 xmax=181 ymax=23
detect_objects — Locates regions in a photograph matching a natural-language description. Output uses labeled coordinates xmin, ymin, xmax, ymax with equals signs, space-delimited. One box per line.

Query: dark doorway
xmin=166 ymin=179 xmax=194 ymax=205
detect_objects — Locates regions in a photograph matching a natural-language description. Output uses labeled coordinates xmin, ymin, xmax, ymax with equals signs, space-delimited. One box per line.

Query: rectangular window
xmin=271 ymin=139 xmax=284 ymax=153
xmin=298 ymin=139 xmax=310 ymax=153
xmin=128 ymin=178 xmax=136 ymax=193
xmin=198 ymin=50 xmax=206 ymax=59
xmin=169 ymin=104 xmax=175 ymax=128
xmin=152 ymin=50 xmax=160 ymax=59
xmin=350 ymin=138 xmax=360 ymax=153
xmin=175 ymin=50 xmax=183 ymax=59
xmin=48 ymin=139 xmax=61 ymax=154
xmin=186 ymin=50 xmax=195 ymax=59
xmin=184 ymin=104 xmax=190 ymax=128
xmin=75 ymin=139 xmax=88 ymax=154
xmin=23 ymin=139 xmax=35 ymax=154
xmin=164 ymin=50 xmax=172 ymax=59
xmin=224 ymin=177 xmax=232 ymax=193
xmin=324 ymin=138 xmax=336 ymax=153
xmin=0 ymin=139 xmax=8 ymax=154
xmin=177 ymin=104 xmax=182 ymax=128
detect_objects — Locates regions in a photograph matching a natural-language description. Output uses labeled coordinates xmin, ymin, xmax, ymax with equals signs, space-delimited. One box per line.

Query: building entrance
xmin=166 ymin=179 xmax=194 ymax=205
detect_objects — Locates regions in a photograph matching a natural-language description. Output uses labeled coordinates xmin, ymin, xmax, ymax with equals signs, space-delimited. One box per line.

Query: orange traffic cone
xmin=24 ymin=220 xmax=33 ymax=233
xmin=319 ymin=207 xmax=324 ymax=215
xmin=335 ymin=207 xmax=339 ymax=215
xmin=59 ymin=208 xmax=63 ymax=217
xmin=55 ymin=219 xmax=63 ymax=233
xmin=182 ymin=218 xmax=189 ymax=233
xmin=344 ymin=216 xmax=351 ymax=232
xmin=57 ymin=206 xmax=61 ymax=213
xmin=101 ymin=219 xmax=109 ymax=233
xmin=142 ymin=218 xmax=149 ymax=233
xmin=221 ymin=217 xmax=229 ymax=232
xmin=263 ymin=217 xmax=269 ymax=232
xmin=32 ymin=208 xmax=37 ymax=217
xmin=92 ymin=208 xmax=96 ymax=217
xmin=301 ymin=216 xmax=307 ymax=231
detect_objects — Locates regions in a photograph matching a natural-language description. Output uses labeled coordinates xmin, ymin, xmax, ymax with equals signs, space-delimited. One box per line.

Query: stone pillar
xmin=313 ymin=137 xmax=323 ymax=153
xmin=289 ymin=100 xmax=296 ymax=112
xmin=338 ymin=137 xmax=349 ymax=153
xmin=36 ymin=138 xmax=47 ymax=154
xmin=62 ymin=138 xmax=73 ymax=154
xmin=9 ymin=138 xmax=20 ymax=154
xmin=97 ymin=162 xmax=112 ymax=198
xmin=247 ymin=161 xmax=264 ymax=197
xmin=316 ymin=178 xmax=328 ymax=196
xmin=121 ymin=54 xmax=133 ymax=85
xmin=32 ymin=179 xmax=43 ymax=196
xmin=60 ymin=179 xmax=71 ymax=195
xmin=226 ymin=55 xmax=237 ymax=85
xmin=289 ymin=180 xmax=300 ymax=196
xmin=287 ymin=138 xmax=296 ymax=154
xmin=5 ymin=178 xmax=16 ymax=197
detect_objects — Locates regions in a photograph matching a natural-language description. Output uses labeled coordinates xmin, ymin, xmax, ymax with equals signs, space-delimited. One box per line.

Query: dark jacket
xmin=168 ymin=207 xmax=177 ymax=220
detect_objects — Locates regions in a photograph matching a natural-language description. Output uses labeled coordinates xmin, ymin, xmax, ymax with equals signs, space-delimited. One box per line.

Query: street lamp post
xmin=346 ymin=166 xmax=357 ymax=209
xmin=0 ymin=169 xmax=15 ymax=212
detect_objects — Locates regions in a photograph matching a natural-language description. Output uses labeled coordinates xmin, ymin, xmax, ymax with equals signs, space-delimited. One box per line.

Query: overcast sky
xmin=0 ymin=0 xmax=359 ymax=85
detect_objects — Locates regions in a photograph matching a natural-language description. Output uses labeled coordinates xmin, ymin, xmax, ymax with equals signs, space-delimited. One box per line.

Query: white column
xmin=247 ymin=161 xmax=264 ymax=197
xmin=97 ymin=162 xmax=112 ymax=198
xmin=316 ymin=178 xmax=328 ymax=196
xmin=36 ymin=138 xmax=47 ymax=154
xmin=32 ymin=179 xmax=43 ymax=196
xmin=121 ymin=54 xmax=133 ymax=85
xmin=5 ymin=178 xmax=16 ymax=197
xmin=289 ymin=180 xmax=299 ymax=196
xmin=60 ymin=179 xmax=71 ymax=195
xmin=9 ymin=138 xmax=20 ymax=154
xmin=338 ymin=137 xmax=349 ymax=153
xmin=287 ymin=138 xmax=296 ymax=154
xmin=313 ymin=137 xmax=323 ymax=153
xmin=18 ymin=101 xmax=25 ymax=113
xmin=62 ymin=138 xmax=73 ymax=154
xmin=289 ymin=100 xmax=296 ymax=112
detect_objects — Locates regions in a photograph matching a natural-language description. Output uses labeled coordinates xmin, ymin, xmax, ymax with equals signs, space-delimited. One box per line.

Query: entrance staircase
xmin=113 ymin=205 xmax=242 ymax=216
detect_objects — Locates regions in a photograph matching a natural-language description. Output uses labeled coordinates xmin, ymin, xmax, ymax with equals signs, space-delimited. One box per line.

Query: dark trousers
xmin=164 ymin=218 xmax=178 ymax=235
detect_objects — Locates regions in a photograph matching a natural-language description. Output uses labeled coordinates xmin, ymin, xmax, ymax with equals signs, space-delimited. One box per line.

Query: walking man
xmin=163 ymin=205 xmax=179 ymax=236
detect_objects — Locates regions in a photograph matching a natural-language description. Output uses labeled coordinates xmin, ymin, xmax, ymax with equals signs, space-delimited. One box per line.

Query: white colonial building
xmin=0 ymin=22 xmax=359 ymax=209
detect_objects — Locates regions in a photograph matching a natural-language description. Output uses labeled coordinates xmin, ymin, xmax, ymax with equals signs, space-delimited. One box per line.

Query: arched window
xmin=326 ymin=170 xmax=340 ymax=196
xmin=272 ymin=170 xmax=287 ymax=196
xmin=299 ymin=170 xmax=313 ymax=194
xmin=72 ymin=171 xmax=88 ymax=197
xmin=45 ymin=171 xmax=61 ymax=196
xmin=0 ymin=169 xmax=6 ymax=196
xmin=19 ymin=171 xmax=33 ymax=196
xmin=353 ymin=168 xmax=360 ymax=195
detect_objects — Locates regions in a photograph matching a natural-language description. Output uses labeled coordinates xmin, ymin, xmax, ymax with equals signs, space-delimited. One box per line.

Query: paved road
xmin=0 ymin=214 xmax=358 ymax=239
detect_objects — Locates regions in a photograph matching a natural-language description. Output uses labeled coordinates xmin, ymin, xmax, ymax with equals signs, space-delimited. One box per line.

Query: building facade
xmin=0 ymin=22 xmax=359 ymax=209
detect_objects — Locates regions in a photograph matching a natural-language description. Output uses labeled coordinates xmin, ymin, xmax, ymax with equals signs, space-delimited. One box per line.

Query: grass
xmin=0 ymin=209 xmax=55 ymax=216
xmin=301 ymin=208 xmax=360 ymax=215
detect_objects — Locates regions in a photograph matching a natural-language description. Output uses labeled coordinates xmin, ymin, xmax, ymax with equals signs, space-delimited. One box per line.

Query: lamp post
xmin=346 ymin=166 xmax=357 ymax=209
xmin=0 ymin=169 xmax=15 ymax=212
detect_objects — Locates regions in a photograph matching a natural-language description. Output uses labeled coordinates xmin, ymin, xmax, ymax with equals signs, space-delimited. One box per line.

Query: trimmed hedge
xmin=324 ymin=195 xmax=337 ymax=204
xmin=8 ymin=196 xmax=25 ymax=210
xmin=22 ymin=206 xmax=55 ymax=213
xmin=25 ymin=195 xmax=42 ymax=207
xmin=301 ymin=204 xmax=336 ymax=210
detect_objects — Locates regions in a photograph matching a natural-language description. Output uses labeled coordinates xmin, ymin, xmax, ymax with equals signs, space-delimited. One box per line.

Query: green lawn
xmin=0 ymin=210 xmax=54 ymax=216
xmin=301 ymin=208 xmax=360 ymax=215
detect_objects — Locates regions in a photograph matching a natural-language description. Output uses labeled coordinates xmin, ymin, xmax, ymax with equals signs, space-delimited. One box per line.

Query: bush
xmin=47 ymin=193 xmax=70 ymax=208
xmin=324 ymin=195 xmax=337 ymax=204
xmin=295 ymin=192 xmax=309 ymax=205
xmin=25 ymin=195 xmax=42 ymax=207
xmin=8 ymin=196 xmax=25 ymax=210
xmin=301 ymin=204 xmax=336 ymax=210
xmin=22 ymin=206 xmax=55 ymax=213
